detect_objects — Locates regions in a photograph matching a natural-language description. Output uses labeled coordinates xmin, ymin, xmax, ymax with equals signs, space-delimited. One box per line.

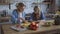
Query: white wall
xmin=0 ymin=0 xmax=47 ymax=14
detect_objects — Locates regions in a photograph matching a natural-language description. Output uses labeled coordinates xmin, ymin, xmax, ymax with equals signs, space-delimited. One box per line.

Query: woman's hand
xmin=18 ymin=18 xmax=25 ymax=21
xmin=18 ymin=18 xmax=28 ymax=23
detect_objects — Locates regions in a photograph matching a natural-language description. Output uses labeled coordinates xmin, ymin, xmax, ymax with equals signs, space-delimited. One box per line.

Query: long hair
xmin=33 ymin=6 xmax=41 ymax=19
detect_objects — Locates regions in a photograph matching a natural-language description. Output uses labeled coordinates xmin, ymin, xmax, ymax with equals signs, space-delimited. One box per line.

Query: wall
xmin=55 ymin=0 xmax=60 ymax=11
xmin=0 ymin=0 xmax=47 ymax=14
xmin=0 ymin=5 xmax=9 ymax=10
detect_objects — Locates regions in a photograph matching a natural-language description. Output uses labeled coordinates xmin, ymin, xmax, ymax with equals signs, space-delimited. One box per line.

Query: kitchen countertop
xmin=1 ymin=24 xmax=60 ymax=34
xmin=0 ymin=16 xmax=11 ymax=19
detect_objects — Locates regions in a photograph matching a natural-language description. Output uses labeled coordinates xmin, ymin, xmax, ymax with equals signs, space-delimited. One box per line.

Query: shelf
xmin=0 ymin=0 xmax=10 ymax=5
xmin=32 ymin=2 xmax=51 ymax=5
xmin=42 ymin=2 xmax=51 ymax=4
xmin=0 ymin=3 xmax=9 ymax=5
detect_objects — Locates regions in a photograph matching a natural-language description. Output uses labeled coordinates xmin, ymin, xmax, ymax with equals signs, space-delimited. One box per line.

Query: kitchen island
xmin=1 ymin=24 xmax=60 ymax=34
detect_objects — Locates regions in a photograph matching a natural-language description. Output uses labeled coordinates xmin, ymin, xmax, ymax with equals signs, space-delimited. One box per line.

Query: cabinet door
xmin=0 ymin=0 xmax=9 ymax=5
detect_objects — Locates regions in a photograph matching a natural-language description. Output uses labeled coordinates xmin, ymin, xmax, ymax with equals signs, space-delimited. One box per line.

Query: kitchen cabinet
xmin=0 ymin=0 xmax=10 ymax=5
xmin=43 ymin=0 xmax=56 ymax=14
xmin=0 ymin=16 xmax=11 ymax=24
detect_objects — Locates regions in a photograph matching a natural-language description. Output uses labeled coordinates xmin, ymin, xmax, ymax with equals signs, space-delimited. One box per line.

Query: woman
xmin=30 ymin=6 xmax=45 ymax=21
xmin=11 ymin=3 xmax=26 ymax=24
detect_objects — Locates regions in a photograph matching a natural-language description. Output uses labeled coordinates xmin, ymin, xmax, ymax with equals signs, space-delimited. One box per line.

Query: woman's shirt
xmin=11 ymin=9 xmax=26 ymax=24
xmin=18 ymin=12 xmax=25 ymax=23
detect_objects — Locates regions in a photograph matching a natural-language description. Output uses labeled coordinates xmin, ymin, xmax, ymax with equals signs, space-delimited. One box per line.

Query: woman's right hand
xmin=17 ymin=18 xmax=27 ymax=23
xmin=18 ymin=18 xmax=25 ymax=21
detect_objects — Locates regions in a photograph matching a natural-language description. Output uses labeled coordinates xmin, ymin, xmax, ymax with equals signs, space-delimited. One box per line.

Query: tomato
xmin=30 ymin=22 xmax=38 ymax=30
xmin=33 ymin=27 xmax=37 ymax=30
